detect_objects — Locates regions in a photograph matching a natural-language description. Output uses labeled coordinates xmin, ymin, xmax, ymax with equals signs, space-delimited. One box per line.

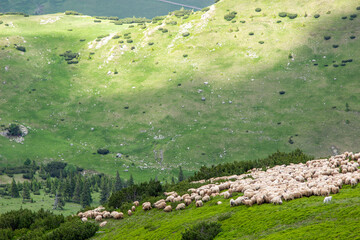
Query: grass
xmin=0 ymin=0 xmax=359 ymax=184
xmin=91 ymin=184 xmax=360 ymax=239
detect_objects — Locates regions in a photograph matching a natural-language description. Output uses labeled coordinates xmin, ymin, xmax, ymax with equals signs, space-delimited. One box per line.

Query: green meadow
xmin=0 ymin=0 xmax=359 ymax=183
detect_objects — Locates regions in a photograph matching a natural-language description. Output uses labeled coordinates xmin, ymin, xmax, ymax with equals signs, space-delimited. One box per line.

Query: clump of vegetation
xmin=183 ymin=54 xmax=188 ymax=58
xmin=129 ymin=25 xmax=134 ymax=28
xmin=113 ymin=17 xmax=151 ymax=25
xmin=255 ymin=8 xmax=262 ymax=12
xmin=240 ymin=20 xmax=246 ymax=23
xmin=314 ymin=14 xmax=320 ymax=18
xmin=276 ymin=20 xmax=282 ymax=23
xmin=249 ymin=32 xmax=254 ymax=35
xmin=127 ymin=39 xmax=133 ymax=43
xmin=259 ymin=41 xmax=264 ymax=44
xmin=148 ymin=42 xmax=154 ymax=46
xmin=224 ymin=11 xmax=237 ymax=21
xmin=94 ymin=19 xmax=101 ymax=23
xmin=350 ymin=35 xmax=356 ymax=39
xmin=95 ymin=16 xmax=119 ymax=21
xmin=6 ymin=124 xmax=22 ymax=137
xmin=97 ymin=148 xmax=110 ymax=155
xmin=350 ymin=14 xmax=357 ymax=20
xmin=202 ymin=7 xmax=210 ymax=12
xmin=342 ymin=16 xmax=347 ymax=19
xmin=324 ymin=36 xmax=331 ymax=40
xmin=333 ymin=64 xmax=339 ymax=67
xmin=59 ymin=50 xmax=79 ymax=64
xmin=112 ymin=35 xmax=121 ymax=39
xmin=287 ymin=13 xmax=298 ymax=19
xmin=15 ymin=46 xmax=26 ymax=52
xmin=181 ymin=221 xmax=222 ymax=240
xmin=167 ymin=20 xmax=177 ymax=25
xmin=278 ymin=12 xmax=287 ymax=17
xmin=172 ymin=9 xmax=193 ymax=18
xmin=333 ymin=44 xmax=339 ymax=48
xmin=64 ymin=10 xmax=81 ymax=15
xmin=182 ymin=32 xmax=190 ymax=37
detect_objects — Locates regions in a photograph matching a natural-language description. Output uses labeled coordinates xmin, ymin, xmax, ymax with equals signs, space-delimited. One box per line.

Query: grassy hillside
xmin=0 ymin=0 xmax=360 ymax=182
xmin=0 ymin=0 xmax=213 ymax=18
xmin=91 ymin=184 xmax=360 ymax=239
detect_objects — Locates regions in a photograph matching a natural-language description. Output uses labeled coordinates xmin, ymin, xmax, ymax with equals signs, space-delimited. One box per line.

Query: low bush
xmin=128 ymin=25 xmax=134 ymax=28
xmin=202 ymin=7 xmax=210 ymax=12
xmin=6 ymin=124 xmax=22 ymax=136
xmin=162 ymin=28 xmax=168 ymax=33
xmin=183 ymin=54 xmax=188 ymax=58
xmin=258 ymin=41 xmax=264 ymax=44
xmin=333 ymin=64 xmax=339 ymax=67
xmin=112 ymin=35 xmax=120 ymax=39
xmin=181 ymin=221 xmax=222 ymax=240
xmin=15 ymin=46 xmax=26 ymax=52
xmin=240 ymin=20 xmax=246 ymax=23
xmin=255 ymin=8 xmax=262 ymax=12
xmin=97 ymin=148 xmax=110 ymax=155
xmin=324 ymin=36 xmax=331 ymax=40
xmin=278 ymin=12 xmax=287 ymax=17
xmin=126 ymin=39 xmax=133 ymax=43
xmin=249 ymin=32 xmax=254 ymax=35
xmin=276 ymin=20 xmax=282 ymax=23
xmin=0 ymin=20 xmax=3 ymax=24
xmin=357 ymin=6 xmax=360 ymax=10
xmin=288 ymin=13 xmax=298 ymax=19
xmin=94 ymin=20 xmax=101 ymax=23
xmin=342 ymin=16 xmax=347 ymax=19
xmin=182 ymin=32 xmax=190 ymax=37
xmin=64 ymin=11 xmax=81 ymax=15
xmin=332 ymin=44 xmax=339 ymax=48
xmin=148 ymin=42 xmax=154 ymax=46
xmin=350 ymin=36 xmax=356 ymax=39
xmin=224 ymin=11 xmax=237 ymax=21
xmin=314 ymin=14 xmax=320 ymax=18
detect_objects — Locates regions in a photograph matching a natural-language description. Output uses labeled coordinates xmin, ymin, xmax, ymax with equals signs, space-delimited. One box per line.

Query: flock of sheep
xmin=78 ymin=151 xmax=360 ymax=226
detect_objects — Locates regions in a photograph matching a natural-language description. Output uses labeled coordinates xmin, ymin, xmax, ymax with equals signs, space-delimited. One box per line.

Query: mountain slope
xmin=0 ymin=0 xmax=359 ymax=181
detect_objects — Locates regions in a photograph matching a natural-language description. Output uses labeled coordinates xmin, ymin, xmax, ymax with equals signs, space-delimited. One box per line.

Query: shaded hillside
xmin=0 ymin=0 xmax=359 ymax=182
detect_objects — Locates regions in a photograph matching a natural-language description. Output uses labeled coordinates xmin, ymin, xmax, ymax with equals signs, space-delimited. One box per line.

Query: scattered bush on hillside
xmin=94 ymin=20 xmax=101 ymax=23
xmin=126 ymin=39 xmax=133 ymax=43
xmin=333 ymin=64 xmax=339 ymax=67
xmin=341 ymin=16 xmax=347 ymax=19
xmin=15 ymin=46 xmax=26 ymax=52
xmin=287 ymin=13 xmax=298 ymax=19
xmin=4 ymin=12 xmax=25 ymax=16
xmin=97 ymin=148 xmax=110 ymax=155
xmin=249 ymin=32 xmax=254 ymax=35
xmin=255 ymin=8 xmax=262 ymax=12
xmin=162 ymin=28 xmax=168 ymax=33
xmin=324 ymin=36 xmax=331 ymax=40
xmin=95 ymin=16 xmax=119 ymax=21
xmin=202 ymin=7 xmax=210 ymax=12
xmin=217 ymin=213 xmax=232 ymax=221
xmin=79 ymin=39 xmax=86 ymax=42
xmin=183 ymin=54 xmax=188 ymax=58
xmin=46 ymin=219 xmax=99 ymax=240
xmin=240 ymin=20 xmax=246 ymax=23
xmin=332 ymin=44 xmax=339 ymax=48
xmin=350 ymin=36 xmax=356 ymax=39
xmin=259 ymin=41 xmax=264 ymax=44
xmin=113 ymin=17 xmax=151 ymax=25
xmin=112 ymin=35 xmax=120 ymax=39
xmin=181 ymin=221 xmax=222 ymax=240
xmin=0 ymin=20 xmax=3 ymax=24
xmin=45 ymin=161 xmax=67 ymax=178
xmin=67 ymin=29 xmax=73 ymax=31
xmin=64 ymin=11 xmax=81 ymax=15
xmin=172 ymin=9 xmax=193 ymax=18
xmin=167 ymin=21 xmax=177 ymax=25
xmin=128 ymin=25 xmax=134 ymax=28
xmin=59 ymin=50 xmax=79 ymax=64
xmin=278 ymin=12 xmax=287 ymax=18
xmin=350 ymin=14 xmax=357 ymax=20
xmin=314 ymin=14 xmax=320 ymax=18
xmin=6 ymin=124 xmax=22 ymax=136
xmin=224 ymin=11 xmax=237 ymax=21
xmin=276 ymin=20 xmax=282 ymax=23
xmin=182 ymin=32 xmax=190 ymax=37
xmin=189 ymin=149 xmax=313 ymax=181
xmin=148 ymin=42 xmax=154 ymax=46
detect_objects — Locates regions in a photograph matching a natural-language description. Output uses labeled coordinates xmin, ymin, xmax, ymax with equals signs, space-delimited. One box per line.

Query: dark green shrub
xmin=332 ymin=44 xmax=339 ymax=48
xmin=148 ymin=42 xmax=154 ymax=45
xmin=255 ymin=8 xmax=262 ymax=12
xmin=162 ymin=28 xmax=168 ymax=33
xmin=276 ymin=20 xmax=282 ymax=23
xmin=168 ymin=21 xmax=177 ymax=25
xmin=67 ymin=29 xmax=72 ymax=31
xmin=279 ymin=12 xmax=287 ymax=17
xmin=324 ymin=36 xmax=331 ymax=40
xmin=259 ymin=41 xmax=264 ymax=44
xmin=357 ymin=6 xmax=360 ymax=10
xmin=129 ymin=25 xmax=134 ymax=28
xmin=46 ymin=219 xmax=98 ymax=240
xmin=79 ymin=39 xmax=85 ymax=42
xmin=126 ymin=39 xmax=133 ymax=43
xmin=183 ymin=54 xmax=188 ymax=57
xmin=112 ymin=35 xmax=120 ymax=39
xmin=6 ymin=124 xmax=22 ymax=136
xmin=94 ymin=20 xmax=101 ymax=23
xmin=333 ymin=64 xmax=339 ymax=67
xmin=217 ymin=213 xmax=232 ymax=221
xmin=249 ymin=32 xmax=254 ymax=35
xmin=224 ymin=11 xmax=237 ymax=21
xmin=342 ymin=16 xmax=347 ymax=19
xmin=202 ymin=7 xmax=210 ymax=12
xmin=97 ymin=148 xmax=109 ymax=155
xmin=231 ymin=20 xmax=236 ymax=23
xmin=314 ymin=14 xmax=320 ymax=18
xmin=288 ymin=13 xmax=298 ymax=19
xmin=182 ymin=32 xmax=190 ymax=37
xmin=350 ymin=14 xmax=357 ymax=18
xmin=240 ymin=20 xmax=246 ymax=23
xmin=15 ymin=46 xmax=26 ymax=52
xmin=341 ymin=63 xmax=346 ymax=66
xmin=350 ymin=36 xmax=356 ymax=39
xmin=65 ymin=11 xmax=81 ymax=15
xmin=181 ymin=221 xmax=222 ymax=240
xmin=131 ymin=46 xmax=135 ymax=50
xmin=326 ymin=11 xmax=331 ymax=14
xmin=0 ymin=20 xmax=3 ymax=24
xmin=119 ymin=40 xmax=124 ymax=43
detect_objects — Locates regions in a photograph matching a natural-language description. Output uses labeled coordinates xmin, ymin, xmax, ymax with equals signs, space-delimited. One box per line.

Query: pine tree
xmin=81 ymin=179 xmax=92 ymax=208
xmin=100 ymin=177 xmax=109 ymax=205
xmin=171 ymin=176 xmax=175 ymax=184
xmin=114 ymin=171 xmax=122 ymax=192
xmin=73 ymin=177 xmax=83 ymax=203
xmin=10 ymin=178 xmax=20 ymax=198
xmin=128 ymin=174 xmax=134 ymax=186
xmin=178 ymin=166 xmax=184 ymax=182
xmin=22 ymin=182 xmax=31 ymax=201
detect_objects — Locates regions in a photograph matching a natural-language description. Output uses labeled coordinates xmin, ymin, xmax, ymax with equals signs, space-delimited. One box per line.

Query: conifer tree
xmin=100 ymin=177 xmax=109 ymax=205
xmin=11 ymin=178 xmax=20 ymax=198
xmin=73 ymin=177 xmax=83 ymax=203
xmin=114 ymin=171 xmax=122 ymax=192
xmin=81 ymin=179 xmax=92 ymax=208
xmin=178 ymin=166 xmax=184 ymax=182
xmin=128 ymin=174 xmax=134 ymax=186
xmin=22 ymin=182 xmax=31 ymax=201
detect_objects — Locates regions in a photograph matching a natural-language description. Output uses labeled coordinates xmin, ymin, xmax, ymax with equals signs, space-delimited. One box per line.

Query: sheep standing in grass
xmin=131 ymin=206 xmax=136 ymax=212
xmin=134 ymin=201 xmax=139 ymax=206
xmin=100 ymin=221 xmax=107 ymax=227
xmin=164 ymin=205 xmax=172 ymax=212
xmin=142 ymin=202 xmax=152 ymax=210
xmin=128 ymin=210 xmax=132 ymax=216
xmin=217 ymin=201 xmax=222 ymax=205
xmin=95 ymin=215 xmax=102 ymax=222
xmin=176 ymin=203 xmax=186 ymax=210
xmin=196 ymin=200 xmax=203 ymax=207
xmin=184 ymin=198 xmax=192 ymax=206
xmin=324 ymin=196 xmax=332 ymax=203
xmin=81 ymin=217 xmax=88 ymax=222
xmin=202 ymin=195 xmax=210 ymax=202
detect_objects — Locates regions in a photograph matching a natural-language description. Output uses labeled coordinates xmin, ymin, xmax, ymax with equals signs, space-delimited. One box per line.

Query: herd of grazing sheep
xmin=78 ymin=152 xmax=360 ymax=226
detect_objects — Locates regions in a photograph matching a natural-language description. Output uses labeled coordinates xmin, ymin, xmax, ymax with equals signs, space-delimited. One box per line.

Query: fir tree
xmin=11 ymin=178 xmax=20 ymax=198
xmin=81 ymin=179 xmax=92 ymax=208
xmin=22 ymin=182 xmax=31 ymax=201
xmin=114 ymin=171 xmax=122 ymax=192
xmin=128 ymin=174 xmax=134 ymax=186
xmin=73 ymin=177 xmax=83 ymax=203
xmin=178 ymin=166 xmax=184 ymax=182
xmin=100 ymin=177 xmax=109 ymax=205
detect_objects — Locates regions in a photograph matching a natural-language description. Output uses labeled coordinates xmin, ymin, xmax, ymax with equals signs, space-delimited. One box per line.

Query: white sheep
xmin=176 ymin=203 xmax=186 ymax=210
xmin=196 ymin=200 xmax=203 ymax=207
xmin=100 ymin=221 xmax=107 ymax=227
xmin=81 ymin=217 xmax=87 ymax=222
xmin=323 ymin=196 xmax=332 ymax=203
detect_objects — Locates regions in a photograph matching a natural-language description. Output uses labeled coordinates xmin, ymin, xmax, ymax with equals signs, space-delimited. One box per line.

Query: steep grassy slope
xmin=92 ymin=185 xmax=360 ymax=239
xmin=0 ymin=0 xmax=213 ymax=18
xmin=0 ymin=0 xmax=359 ymax=182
